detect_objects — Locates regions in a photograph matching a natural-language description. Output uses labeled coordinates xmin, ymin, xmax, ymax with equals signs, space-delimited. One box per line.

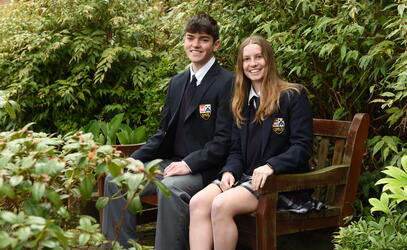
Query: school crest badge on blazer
xmin=199 ymin=104 xmax=211 ymax=120
xmin=272 ymin=118 xmax=285 ymax=134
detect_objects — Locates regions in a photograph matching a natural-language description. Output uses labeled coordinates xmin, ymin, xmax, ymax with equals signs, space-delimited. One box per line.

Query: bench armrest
xmin=259 ymin=164 xmax=349 ymax=195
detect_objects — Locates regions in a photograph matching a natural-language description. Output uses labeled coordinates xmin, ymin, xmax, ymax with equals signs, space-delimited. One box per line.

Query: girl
xmin=189 ymin=35 xmax=313 ymax=250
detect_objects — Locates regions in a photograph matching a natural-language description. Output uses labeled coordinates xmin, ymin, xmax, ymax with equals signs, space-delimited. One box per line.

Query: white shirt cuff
xmin=182 ymin=160 xmax=192 ymax=173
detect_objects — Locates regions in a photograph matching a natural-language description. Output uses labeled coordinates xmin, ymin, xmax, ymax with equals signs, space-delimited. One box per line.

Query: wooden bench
xmin=98 ymin=113 xmax=370 ymax=250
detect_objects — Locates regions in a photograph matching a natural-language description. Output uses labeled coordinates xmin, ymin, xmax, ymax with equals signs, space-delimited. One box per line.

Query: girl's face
xmin=242 ymin=43 xmax=266 ymax=86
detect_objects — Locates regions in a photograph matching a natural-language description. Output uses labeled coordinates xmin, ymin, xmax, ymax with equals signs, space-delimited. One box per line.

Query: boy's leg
xmin=102 ymin=174 xmax=139 ymax=248
xmin=102 ymin=160 xmax=170 ymax=248
xmin=155 ymin=173 xmax=204 ymax=250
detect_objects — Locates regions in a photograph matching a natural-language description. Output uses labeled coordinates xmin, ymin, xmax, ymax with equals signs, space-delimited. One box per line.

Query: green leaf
xmin=0 ymin=183 xmax=15 ymax=199
xmin=16 ymin=227 xmax=31 ymax=241
xmin=95 ymin=197 xmax=109 ymax=210
xmin=380 ymin=92 xmax=395 ymax=97
xmin=398 ymin=3 xmax=406 ymax=16
xmin=127 ymin=173 xmax=144 ymax=191
xmin=107 ymin=113 xmax=125 ymax=144
xmin=340 ymin=45 xmax=347 ymax=62
xmin=153 ymin=179 xmax=170 ymax=197
xmin=133 ymin=126 xmax=147 ymax=143
xmin=21 ymin=156 xmax=36 ymax=169
xmin=372 ymin=140 xmax=384 ymax=157
xmin=382 ymin=166 xmax=407 ymax=182
xmin=401 ymin=155 xmax=407 ymax=172
xmin=46 ymin=189 xmax=62 ymax=207
xmin=96 ymin=162 xmax=108 ymax=174
xmin=332 ymin=107 xmax=347 ymax=120
xmin=24 ymin=198 xmax=44 ymax=216
xmin=78 ymin=233 xmax=91 ymax=246
xmin=107 ymin=161 xmax=121 ymax=177
xmin=116 ymin=130 xmax=129 ymax=145
xmin=41 ymin=240 xmax=58 ymax=248
xmin=9 ymin=175 xmax=23 ymax=186
xmin=369 ymin=194 xmax=391 ymax=215
xmin=32 ymin=182 xmax=46 ymax=201
xmin=145 ymin=159 xmax=163 ymax=170
xmin=0 ymin=232 xmax=15 ymax=248
xmin=128 ymin=195 xmax=142 ymax=213
xmin=79 ymin=175 xmax=95 ymax=201
xmin=79 ymin=216 xmax=93 ymax=230
xmin=0 ymin=211 xmax=17 ymax=224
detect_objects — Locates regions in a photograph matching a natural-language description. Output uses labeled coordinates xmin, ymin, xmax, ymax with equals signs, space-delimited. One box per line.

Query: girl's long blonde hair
xmin=232 ymin=35 xmax=300 ymax=127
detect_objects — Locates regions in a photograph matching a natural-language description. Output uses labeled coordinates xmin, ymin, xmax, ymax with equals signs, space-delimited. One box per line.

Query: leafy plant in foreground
xmin=0 ymin=124 xmax=166 ymax=249
xmin=334 ymin=155 xmax=407 ymax=249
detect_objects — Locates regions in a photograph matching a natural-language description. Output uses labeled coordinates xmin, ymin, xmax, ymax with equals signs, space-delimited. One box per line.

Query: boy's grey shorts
xmin=212 ymin=173 xmax=259 ymax=199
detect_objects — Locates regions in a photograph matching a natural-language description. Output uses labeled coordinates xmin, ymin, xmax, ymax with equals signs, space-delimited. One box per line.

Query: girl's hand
xmin=220 ymin=172 xmax=235 ymax=192
xmin=251 ymin=165 xmax=274 ymax=191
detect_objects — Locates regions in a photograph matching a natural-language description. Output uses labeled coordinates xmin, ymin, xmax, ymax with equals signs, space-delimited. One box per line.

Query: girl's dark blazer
xmin=220 ymin=87 xmax=313 ymax=179
xmin=131 ymin=61 xmax=234 ymax=184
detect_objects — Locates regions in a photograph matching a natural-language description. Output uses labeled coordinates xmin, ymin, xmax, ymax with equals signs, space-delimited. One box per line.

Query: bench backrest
xmin=311 ymin=113 xmax=369 ymax=219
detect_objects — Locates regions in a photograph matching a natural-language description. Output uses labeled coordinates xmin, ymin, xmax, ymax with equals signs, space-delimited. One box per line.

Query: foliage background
xmin=0 ymin=0 xmax=406 ymax=215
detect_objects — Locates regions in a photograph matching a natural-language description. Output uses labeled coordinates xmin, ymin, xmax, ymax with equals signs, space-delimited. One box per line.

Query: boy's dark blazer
xmin=220 ymin=88 xmax=314 ymax=178
xmin=131 ymin=61 xmax=234 ymax=184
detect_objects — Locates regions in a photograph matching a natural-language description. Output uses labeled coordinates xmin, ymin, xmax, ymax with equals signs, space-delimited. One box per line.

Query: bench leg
xmin=256 ymin=193 xmax=277 ymax=250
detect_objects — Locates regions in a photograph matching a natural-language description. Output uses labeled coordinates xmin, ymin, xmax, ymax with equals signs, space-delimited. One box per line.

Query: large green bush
xmin=0 ymin=0 xmax=175 ymax=134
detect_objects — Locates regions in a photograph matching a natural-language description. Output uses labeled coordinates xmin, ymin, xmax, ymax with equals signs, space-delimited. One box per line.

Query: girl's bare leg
xmin=211 ymin=186 xmax=258 ymax=250
xmin=189 ymin=184 xmax=222 ymax=250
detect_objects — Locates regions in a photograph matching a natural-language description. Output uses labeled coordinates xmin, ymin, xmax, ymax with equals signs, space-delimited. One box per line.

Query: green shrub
xmin=0 ymin=90 xmax=20 ymax=130
xmin=0 ymin=124 xmax=166 ymax=248
xmin=334 ymin=155 xmax=407 ymax=249
xmin=0 ymin=0 xmax=175 ymax=134
xmin=81 ymin=113 xmax=147 ymax=145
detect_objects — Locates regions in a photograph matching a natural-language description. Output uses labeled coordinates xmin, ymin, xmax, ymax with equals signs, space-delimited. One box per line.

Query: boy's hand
xmin=164 ymin=161 xmax=190 ymax=177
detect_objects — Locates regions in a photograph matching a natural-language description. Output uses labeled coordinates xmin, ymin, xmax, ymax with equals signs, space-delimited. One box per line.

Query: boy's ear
xmin=213 ymin=39 xmax=220 ymax=52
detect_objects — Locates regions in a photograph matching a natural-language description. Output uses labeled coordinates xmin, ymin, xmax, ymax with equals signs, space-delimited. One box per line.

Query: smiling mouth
xmin=249 ymin=69 xmax=261 ymax=73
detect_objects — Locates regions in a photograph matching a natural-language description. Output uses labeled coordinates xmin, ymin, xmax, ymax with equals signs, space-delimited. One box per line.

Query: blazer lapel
xmin=261 ymin=116 xmax=274 ymax=156
xmin=169 ymin=71 xmax=189 ymax=125
xmin=184 ymin=63 xmax=220 ymax=121
xmin=241 ymin=105 xmax=250 ymax=163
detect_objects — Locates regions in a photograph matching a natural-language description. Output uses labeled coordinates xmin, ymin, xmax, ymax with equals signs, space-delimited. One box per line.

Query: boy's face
xmin=184 ymin=32 xmax=220 ymax=71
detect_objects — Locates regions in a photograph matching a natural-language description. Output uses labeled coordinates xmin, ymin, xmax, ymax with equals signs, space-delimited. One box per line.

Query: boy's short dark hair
xmin=184 ymin=14 xmax=219 ymax=41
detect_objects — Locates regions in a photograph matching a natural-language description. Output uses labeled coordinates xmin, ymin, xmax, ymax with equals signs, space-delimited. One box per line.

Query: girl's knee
xmin=211 ymin=196 xmax=230 ymax=221
xmin=189 ymin=193 xmax=211 ymax=216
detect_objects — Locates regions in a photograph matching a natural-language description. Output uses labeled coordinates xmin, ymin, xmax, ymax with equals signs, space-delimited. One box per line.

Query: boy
xmin=103 ymin=14 xmax=234 ymax=250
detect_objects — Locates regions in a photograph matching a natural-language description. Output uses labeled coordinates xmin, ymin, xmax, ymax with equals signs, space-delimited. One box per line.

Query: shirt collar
xmin=248 ymin=85 xmax=260 ymax=107
xmin=189 ymin=57 xmax=216 ymax=86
